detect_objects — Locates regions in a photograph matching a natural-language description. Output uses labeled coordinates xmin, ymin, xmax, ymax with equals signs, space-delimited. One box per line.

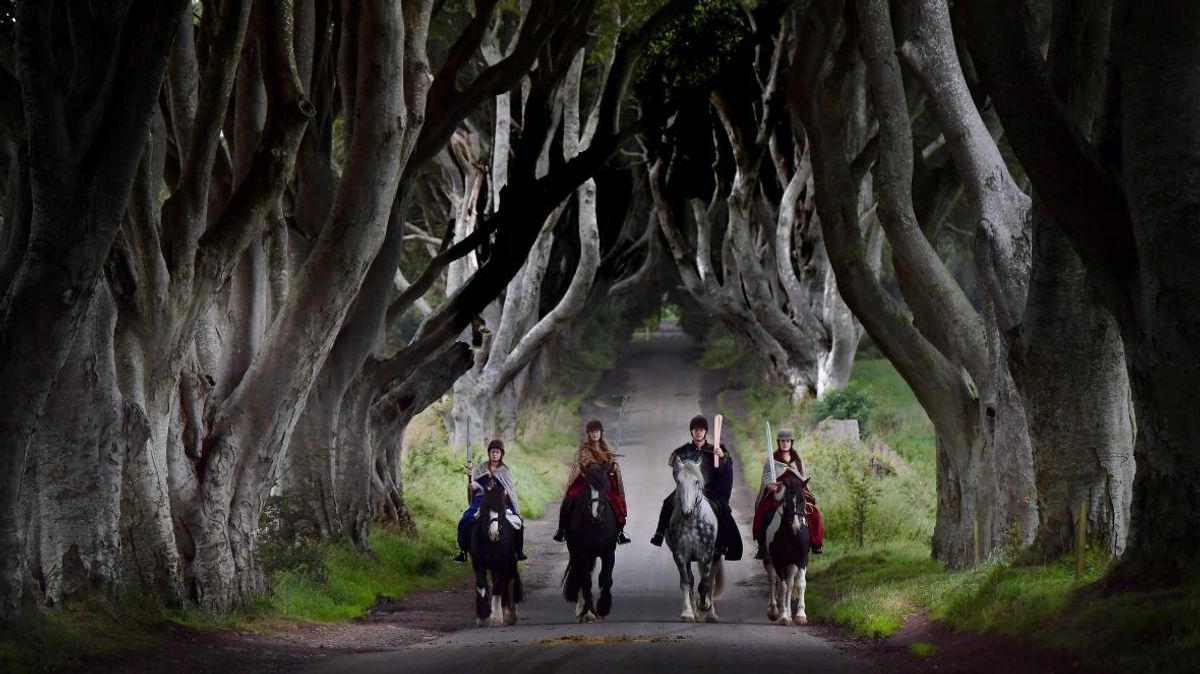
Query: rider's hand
xmin=766 ymin=483 xmax=780 ymax=493
xmin=714 ymin=445 xmax=725 ymax=459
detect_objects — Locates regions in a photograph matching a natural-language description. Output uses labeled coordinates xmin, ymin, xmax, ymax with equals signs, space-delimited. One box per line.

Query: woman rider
xmin=553 ymin=419 xmax=632 ymax=545
xmin=453 ymin=439 xmax=526 ymax=563
xmin=752 ymin=427 xmax=824 ymax=559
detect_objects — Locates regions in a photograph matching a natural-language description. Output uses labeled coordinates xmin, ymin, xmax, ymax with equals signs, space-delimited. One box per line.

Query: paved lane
xmin=300 ymin=324 xmax=886 ymax=673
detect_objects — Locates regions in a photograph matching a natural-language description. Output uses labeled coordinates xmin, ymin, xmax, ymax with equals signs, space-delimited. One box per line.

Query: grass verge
xmin=703 ymin=331 xmax=1199 ymax=672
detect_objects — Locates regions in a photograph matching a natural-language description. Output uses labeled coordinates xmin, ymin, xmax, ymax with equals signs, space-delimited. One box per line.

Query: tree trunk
xmin=1020 ymin=208 xmax=1133 ymax=558
xmin=1118 ymin=2 xmax=1200 ymax=571
xmin=24 ymin=286 xmax=131 ymax=605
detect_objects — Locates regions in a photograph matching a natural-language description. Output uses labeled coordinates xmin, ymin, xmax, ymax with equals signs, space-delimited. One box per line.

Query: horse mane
xmin=480 ymin=480 xmax=507 ymax=513
xmin=582 ymin=462 xmax=611 ymax=495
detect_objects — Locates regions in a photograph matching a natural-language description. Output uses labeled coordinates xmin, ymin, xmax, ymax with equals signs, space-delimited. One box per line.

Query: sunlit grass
xmin=714 ymin=340 xmax=1200 ymax=672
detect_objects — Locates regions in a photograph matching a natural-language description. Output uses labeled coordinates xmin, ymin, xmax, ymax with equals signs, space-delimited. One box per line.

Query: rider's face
xmin=588 ymin=429 xmax=602 ymax=442
xmin=778 ymin=439 xmax=793 ymax=452
xmin=691 ymin=427 xmax=707 ymax=444
xmin=489 ymin=448 xmax=503 ymax=463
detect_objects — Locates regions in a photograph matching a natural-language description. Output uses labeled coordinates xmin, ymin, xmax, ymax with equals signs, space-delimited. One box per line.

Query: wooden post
xmin=1075 ymin=497 xmax=1089 ymax=581
xmin=712 ymin=414 xmax=724 ymax=467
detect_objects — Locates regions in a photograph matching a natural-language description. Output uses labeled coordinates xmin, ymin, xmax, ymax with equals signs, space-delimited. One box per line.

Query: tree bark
xmin=0 ymin=0 xmax=188 ymax=623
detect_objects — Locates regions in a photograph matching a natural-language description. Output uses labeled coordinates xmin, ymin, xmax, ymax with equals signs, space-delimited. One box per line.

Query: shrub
xmin=257 ymin=493 xmax=328 ymax=581
xmin=813 ymin=384 xmax=874 ymax=430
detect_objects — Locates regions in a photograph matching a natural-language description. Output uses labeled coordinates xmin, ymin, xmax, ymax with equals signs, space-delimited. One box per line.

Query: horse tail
xmin=562 ymin=555 xmax=579 ymax=602
xmin=712 ymin=556 xmax=725 ymax=599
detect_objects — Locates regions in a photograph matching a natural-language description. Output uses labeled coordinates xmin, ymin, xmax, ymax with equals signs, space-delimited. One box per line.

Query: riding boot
xmin=617 ymin=530 xmax=632 ymax=545
xmin=452 ymin=550 xmax=467 ymax=563
xmin=753 ymin=544 xmax=764 ymax=560
xmin=516 ymin=528 xmax=527 ymax=561
xmin=554 ymin=500 xmax=570 ymax=542
xmin=650 ymin=495 xmax=673 ymax=546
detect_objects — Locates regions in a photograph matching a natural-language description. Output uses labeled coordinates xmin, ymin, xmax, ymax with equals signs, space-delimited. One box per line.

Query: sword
xmin=465 ymin=423 xmax=474 ymax=504
xmin=766 ymin=420 xmax=777 ymax=484
xmin=614 ymin=394 xmax=629 ymax=455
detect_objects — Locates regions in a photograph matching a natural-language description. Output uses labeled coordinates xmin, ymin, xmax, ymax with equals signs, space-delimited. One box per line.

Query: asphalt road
xmin=300 ymin=324 xmax=887 ymax=673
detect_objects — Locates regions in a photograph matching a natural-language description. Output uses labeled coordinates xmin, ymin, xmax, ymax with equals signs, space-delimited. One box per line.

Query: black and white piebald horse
xmin=469 ymin=480 xmax=524 ymax=627
xmin=666 ymin=459 xmax=724 ymax=623
xmin=562 ymin=463 xmax=618 ymax=623
xmin=763 ymin=478 xmax=811 ymax=625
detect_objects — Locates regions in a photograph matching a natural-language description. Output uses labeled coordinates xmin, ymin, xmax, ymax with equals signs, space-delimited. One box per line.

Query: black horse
xmin=761 ymin=478 xmax=812 ymax=625
xmin=469 ymin=480 xmax=524 ymax=626
xmin=561 ymin=463 xmax=618 ymax=622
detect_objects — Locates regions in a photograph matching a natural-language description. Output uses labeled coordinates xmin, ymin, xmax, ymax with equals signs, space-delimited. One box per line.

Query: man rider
xmin=649 ymin=415 xmax=743 ymax=561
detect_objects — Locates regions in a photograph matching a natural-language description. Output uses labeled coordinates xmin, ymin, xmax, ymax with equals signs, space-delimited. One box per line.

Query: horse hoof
xmin=583 ymin=613 xmax=596 ymax=624
xmin=704 ymin=613 xmax=718 ymax=623
xmin=767 ymin=610 xmax=780 ymax=621
xmin=795 ymin=615 xmax=808 ymax=625
xmin=778 ymin=617 xmax=792 ymax=626
xmin=477 ymin=618 xmax=488 ymax=627
xmin=680 ymin=614 xmax=695 ymax=623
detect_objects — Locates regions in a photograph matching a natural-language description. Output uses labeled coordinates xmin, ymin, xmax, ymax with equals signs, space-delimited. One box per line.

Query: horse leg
xmin=765 ymin=561 xmax=781 ymax=622
xmin=596 ymin=547 xmax=615 ymax=618
xmin=696 ymin=555 xmax=714 ymax=621
xmin=490 ymin=568 xmax=505 ymax=627
xmin=474 ymin=563 xmax=491 ymax=627
xmin=778 ymin=565 xmax=797 ymax=626
xmin=578 ymin=556 xmax=596 ymax=623
xmin=504 ymin=566 xmax=520 ymax=626
xmin=675 ymin=557 xmax=695 ymax=622
xmin=793 ymin=566 xmax=808 ymax=625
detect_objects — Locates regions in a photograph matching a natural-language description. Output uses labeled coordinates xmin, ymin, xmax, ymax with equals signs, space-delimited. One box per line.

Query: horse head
xmin=481 ymin=480 xmax=508 ymax=542
xmin=581 ymin=463 xmax=611 ymax=521
xmin=779 ymin=478 xmax=810 ymax=536
xmin=673 ymin=459 xmax=705 ymax=515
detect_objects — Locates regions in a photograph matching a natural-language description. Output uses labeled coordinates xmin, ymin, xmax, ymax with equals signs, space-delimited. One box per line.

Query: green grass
xmin=1 ymin=392 xmax=584 ymax=672
xmin=0 ymin=595 xmax=171 ymax=674
xmin=720 ymin=349 xmax=1200 ymax=672
xmin=267 ymin=394 xmax=577 ymax=623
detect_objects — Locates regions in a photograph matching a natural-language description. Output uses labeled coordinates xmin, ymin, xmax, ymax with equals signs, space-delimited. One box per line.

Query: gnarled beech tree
xmin=654 ymin=4 xmax=868 ymax=400
xmin=790 ymin=0 xmax=1038 ymax=567
xmin=958 ymin=0 xmax=1199 ymax=577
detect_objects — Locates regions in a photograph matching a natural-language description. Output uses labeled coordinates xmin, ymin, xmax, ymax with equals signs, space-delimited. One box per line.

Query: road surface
xmin=301 ymin=324 xmax=888 ymax=673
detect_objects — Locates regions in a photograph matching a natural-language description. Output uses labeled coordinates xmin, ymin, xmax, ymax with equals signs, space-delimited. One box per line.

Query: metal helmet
xmin=777 ymin=428 xmax=795 ymax=441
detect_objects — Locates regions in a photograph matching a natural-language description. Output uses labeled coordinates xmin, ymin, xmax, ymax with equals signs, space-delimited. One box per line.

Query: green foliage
xmin=908 ymin=642 xmax=937 ymax=658
xmin=637 ymin=0 xmax=752 ymax=96
xmin=812 ymin=384 xmax=874 ymax=431
xmin=844 ymin=466 xmax=880 ymax=548
xmin=0 ymin=595 xmax=170 ymax=673
xmin=257 ymin=493 xmax=328 ymax=581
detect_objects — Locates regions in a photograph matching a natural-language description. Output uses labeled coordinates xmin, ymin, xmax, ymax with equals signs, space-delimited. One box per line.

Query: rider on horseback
xmin=553 ymin=419 xmax=632 ymax=545
xmin=752 ymin=428 xmax=824 ymax=559
xmin=453 ymin=439 xmax=527 ymax=564
xmin=649 ymin=415 xmax=743 ymax=561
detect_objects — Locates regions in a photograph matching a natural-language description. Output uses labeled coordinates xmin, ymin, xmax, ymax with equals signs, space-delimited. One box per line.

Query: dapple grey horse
xmin=762 ymin=478 xmax=811 ymax=625
xmin=666 ymin=459 xmax=724 ymax=622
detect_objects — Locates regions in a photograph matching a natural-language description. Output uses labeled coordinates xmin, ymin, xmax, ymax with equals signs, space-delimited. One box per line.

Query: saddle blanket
xmin=474 ymin=508 xmax=523 ymax=530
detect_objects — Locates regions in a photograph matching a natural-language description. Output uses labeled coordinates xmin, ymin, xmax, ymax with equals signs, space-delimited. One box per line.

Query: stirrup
xmin=452 ymin=550 xmax=467 ymax=563
xmin=617 ymin=531 xmax=632 ymax=545
xmin=649 ymin=532 xmax=664 ymax=547
xmin=753 ymin=545 xmax=764 ymax=560
xmin=552 ymin=528 xmax=566 ymax=543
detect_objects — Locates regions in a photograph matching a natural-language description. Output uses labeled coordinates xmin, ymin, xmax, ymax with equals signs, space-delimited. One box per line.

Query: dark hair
xmin=689 ymin=415 xmax=708 ymax=431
